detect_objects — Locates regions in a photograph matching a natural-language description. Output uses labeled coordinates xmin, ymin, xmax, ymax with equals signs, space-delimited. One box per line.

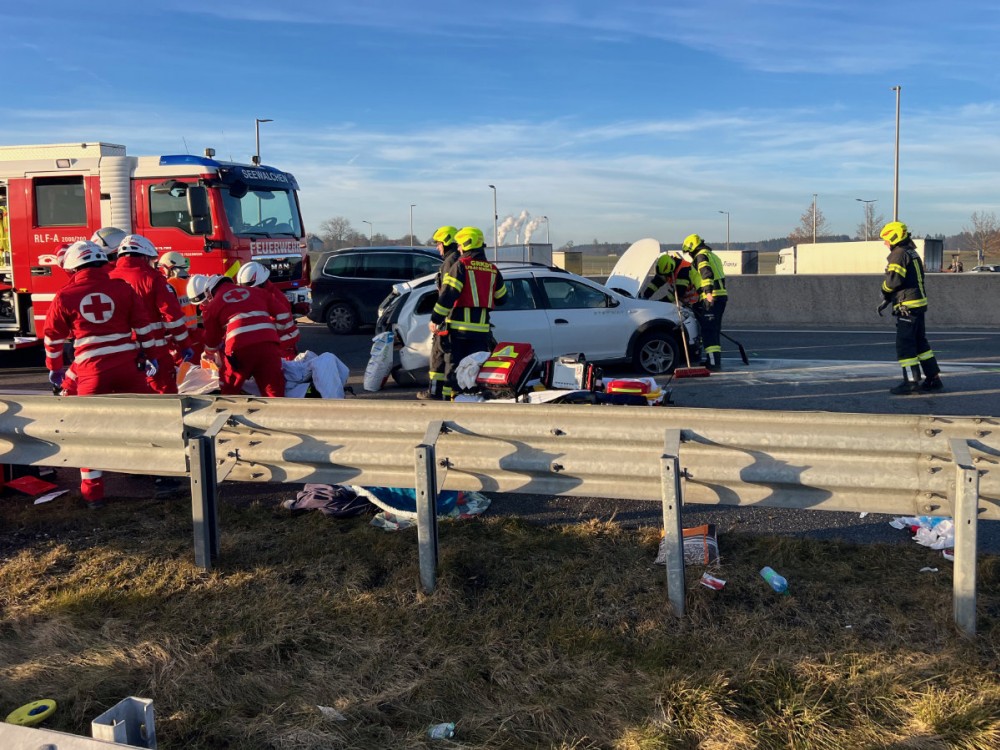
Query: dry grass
xmin=1 ymin=491 xmax=998 ymax=749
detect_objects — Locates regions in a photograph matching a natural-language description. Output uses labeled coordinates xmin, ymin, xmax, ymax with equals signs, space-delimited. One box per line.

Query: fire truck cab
xmin=0 ymin=142 xmax=308 ymax=350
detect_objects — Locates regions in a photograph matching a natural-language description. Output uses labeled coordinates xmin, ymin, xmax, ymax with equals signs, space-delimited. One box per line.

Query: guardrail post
xmin=950 ymin=438 xmax=980 ymax=638
xmin=661 ymin=429 xmax=686 ymax=617
xmin=188 ymin=435 xmax=220 ymax=570
xmin=415 ymin=421 xmax=444 ymax=594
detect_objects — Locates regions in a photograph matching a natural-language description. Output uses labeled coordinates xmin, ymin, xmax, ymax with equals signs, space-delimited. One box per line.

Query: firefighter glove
xmin=144 ymin=358 xmax=159 ymax=378
xmin=877 ymin=299 xmax=890 ymax=316
xmin=48 ymin=368 xmax=66 ymax=388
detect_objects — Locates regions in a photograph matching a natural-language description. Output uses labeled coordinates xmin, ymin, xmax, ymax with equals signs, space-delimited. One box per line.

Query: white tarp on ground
xmin=181 ymin=350 xmax=351 ymax=399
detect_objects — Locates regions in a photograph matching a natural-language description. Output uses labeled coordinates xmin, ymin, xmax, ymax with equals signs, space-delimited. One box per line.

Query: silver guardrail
xmin=1 ymin=394 xmax=997 ymax=636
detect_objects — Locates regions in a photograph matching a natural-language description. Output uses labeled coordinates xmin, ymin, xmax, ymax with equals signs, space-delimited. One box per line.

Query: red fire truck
xmin=0 ymin=142 xmax=309 ymax=350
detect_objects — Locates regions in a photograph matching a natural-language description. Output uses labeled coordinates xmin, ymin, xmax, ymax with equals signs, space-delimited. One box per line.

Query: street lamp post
xmin=254 ymin=118 xmax=273 ymax=165
xmin=542 ymin=215 xmax=550 ymax=245
xmin=891 ymin=85 xmax=901 ymax=221
xmin=362 ymin=220 xmax=373 ymax=246
xmin=718 ymin=210 xmax=730 ymax=251
xmin=856 ymin=198 xmax=877 ymax=241
xmin=488 ymin=184 xmax=498 ymax=261
xmin=409 ymin=204 xmax=416 ymax=247
xmin=812 ymin=193 xmax=818 ymax=243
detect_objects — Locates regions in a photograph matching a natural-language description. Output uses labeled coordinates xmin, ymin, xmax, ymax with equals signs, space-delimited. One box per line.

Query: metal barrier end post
xmin=662 ymin=429 xmax=686 ymax=617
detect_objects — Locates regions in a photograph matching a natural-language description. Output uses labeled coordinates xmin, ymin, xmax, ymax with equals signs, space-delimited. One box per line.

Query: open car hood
xmin=604 ymin=238 xmax=663 ymax=298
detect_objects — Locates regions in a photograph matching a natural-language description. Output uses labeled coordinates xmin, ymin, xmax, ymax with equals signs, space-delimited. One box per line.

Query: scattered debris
xmin=33 ymin=489 xmax=69 ymax=505
xmin=428 ymin=722 xmax=456 ymax=739
xmin=700 ymin=572 xmax=726 ymax=590
xmin=317 ymin=705 xmax=347 ymax=722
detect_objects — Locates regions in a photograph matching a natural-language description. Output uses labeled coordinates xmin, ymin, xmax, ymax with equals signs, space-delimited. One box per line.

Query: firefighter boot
xmin=919 ymin=357 xmax=943 ymax=392
xmin=890 ymin=365 xmax=921 ymax=395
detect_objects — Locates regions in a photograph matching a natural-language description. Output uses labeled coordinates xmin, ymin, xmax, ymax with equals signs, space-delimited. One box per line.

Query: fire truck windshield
xmin=222 ymin=187 xmax=303 ymax=239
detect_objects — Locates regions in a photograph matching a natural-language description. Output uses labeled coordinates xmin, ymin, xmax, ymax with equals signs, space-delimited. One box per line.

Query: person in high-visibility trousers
xmin=42 ymin=241 xmax=155 ymax=509
xmin=236 ymin=261 xmax=300 ymax=359
xmin=878 ymin=221 xmax=943 ymax=394
xmin=681 ymin=233 xmax=728 ymax=370
xmin=428 ymin=227 xmax=507 ymax=398
xmin=418 ymin=225 xmax=461 ymax=400
xmin=109 ymin=235 xmax=192 ymax=394
xmin=192 ymin=274 xmax=286 ymax=397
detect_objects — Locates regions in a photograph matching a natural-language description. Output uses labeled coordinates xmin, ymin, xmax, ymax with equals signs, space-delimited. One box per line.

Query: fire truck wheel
xmin=633 ymin=330 xmax=679 ymax=375
xmin=325 ymin=302 xmax=358 ymax=335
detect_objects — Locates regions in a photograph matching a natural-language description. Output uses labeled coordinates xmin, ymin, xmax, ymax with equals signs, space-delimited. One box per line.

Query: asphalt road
xmin=3 ymin=322 xmax=998 ymax=553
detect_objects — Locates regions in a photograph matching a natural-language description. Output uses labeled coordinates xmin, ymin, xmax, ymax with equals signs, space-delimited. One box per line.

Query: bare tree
xmin=318 ymin=217 xmax=354 ymax=250
xmin=963 ymin=211 xmax=1000 ymax=266
xmin=788 ymin=202 xmax=830 ymax=244
xmin=855 ymin=204 xmax=885 ymax=241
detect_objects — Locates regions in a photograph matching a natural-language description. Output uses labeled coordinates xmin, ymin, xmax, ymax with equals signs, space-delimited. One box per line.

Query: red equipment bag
xmin=603 ymin=378 xmax=652 ymax=397
xmin=475 ymin=341 xmax=538 ymax=398
xmin=540 ymin=353 xmax=601 ymax=391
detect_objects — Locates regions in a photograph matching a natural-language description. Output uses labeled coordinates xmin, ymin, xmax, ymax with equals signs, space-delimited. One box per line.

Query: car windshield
xmin=222 ymin=187 xmax=303 ymax=238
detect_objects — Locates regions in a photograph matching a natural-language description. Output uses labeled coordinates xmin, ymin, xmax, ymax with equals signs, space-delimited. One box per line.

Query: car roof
xmin=321 ymin=245 xmax=438 ymax=257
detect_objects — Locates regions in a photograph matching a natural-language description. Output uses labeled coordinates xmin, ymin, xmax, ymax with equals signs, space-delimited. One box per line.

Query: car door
xmin=536 ymin=275 xmax=629 ymax=361
xmin=490 ymin=275 xmax=553 ymax=358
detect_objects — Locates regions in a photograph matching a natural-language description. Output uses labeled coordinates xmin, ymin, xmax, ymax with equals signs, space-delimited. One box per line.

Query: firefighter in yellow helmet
xmin=418 ymin=225 xmax=462 ymax=400
xmin=878 ymin=221 xmax=942 ymax=394
xmin=429 ymin=227 xmax=507 ymax=398
xmin=641 ymin=252 xmax=698 ymax=306
xmin=682 ymin=233 xmax=728 ymax=369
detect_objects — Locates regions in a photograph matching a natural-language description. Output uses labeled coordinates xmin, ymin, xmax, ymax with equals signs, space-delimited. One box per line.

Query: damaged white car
xmin=376 ymin=251 xmax=700 ymax=383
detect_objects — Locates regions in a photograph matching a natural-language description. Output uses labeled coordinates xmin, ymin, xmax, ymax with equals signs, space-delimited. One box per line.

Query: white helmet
xmin=117 ymin=234 xmax=158 ymax=257
xmin=157 ymin=251 xmax=190 ymax=271
xmin=91 ymin=227 xmax=128 ymax=251
xmin=187 ymin=274 xmax=225 ymax=305
xmin=236 ymin=261 xmax=270 ymax=287
xmin=62 ymin=241 xmax=109 ymax=271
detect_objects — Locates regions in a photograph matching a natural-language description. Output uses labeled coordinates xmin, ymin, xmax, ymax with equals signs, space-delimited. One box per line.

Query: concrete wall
xmin=723 ymin=274 xmax=1000 ymax=327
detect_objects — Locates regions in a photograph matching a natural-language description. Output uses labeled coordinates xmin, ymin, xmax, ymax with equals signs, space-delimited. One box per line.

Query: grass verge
xmin=2 ymin=490 xmax=998 ymax=749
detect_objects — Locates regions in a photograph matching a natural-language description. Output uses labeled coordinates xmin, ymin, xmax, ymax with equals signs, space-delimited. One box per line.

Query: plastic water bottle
xmin=760 ymin=566 xmax=788 ymax=594
xmin=428 ymin=722 xmax=456 ymax=739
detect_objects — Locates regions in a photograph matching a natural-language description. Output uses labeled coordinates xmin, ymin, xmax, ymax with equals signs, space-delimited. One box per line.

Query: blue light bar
xmin=159 ymin=154 xmax=222 ymax=168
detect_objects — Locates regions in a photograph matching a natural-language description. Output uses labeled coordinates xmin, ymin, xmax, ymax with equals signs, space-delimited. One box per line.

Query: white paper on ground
xmin=34 ymin=490 xmax=69 ymax=505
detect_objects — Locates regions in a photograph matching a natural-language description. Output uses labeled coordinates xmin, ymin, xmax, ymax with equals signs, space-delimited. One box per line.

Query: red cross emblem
xmin=222 ymin=287 xmax=250 ymax=304
xmin=80 ymin=293 xmax=115 ymax=324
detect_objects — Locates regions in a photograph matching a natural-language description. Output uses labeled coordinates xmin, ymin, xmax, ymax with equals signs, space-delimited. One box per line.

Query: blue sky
xmin=3 ymin=1 xmax=999 ymax=248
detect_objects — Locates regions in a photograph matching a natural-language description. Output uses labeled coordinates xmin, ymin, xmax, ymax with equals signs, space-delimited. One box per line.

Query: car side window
xmin=324 ymin=254 xmax=359 ymax=277
xmin=541 ymin=277 xmax=609 ymax=309
xmin=500 ymin=278 xmax=537 ymax=311
xmin=415 ymin=289 xmax=438 ymax=316
xmin=359 ymin=253 xmax=408 ymax=280
xmin=413 ymin=255 xmax=442 ymax=277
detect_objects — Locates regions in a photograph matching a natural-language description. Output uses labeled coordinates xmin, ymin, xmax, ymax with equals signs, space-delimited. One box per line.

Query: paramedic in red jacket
xmin=109 ymin=234 xmax=193 ymax=393
xmin=236 ymin=261 xmax=300 ymax=359
xmin=42 ymin=240 xmax=156 ymax=508
xmin=193 ymin=274 xmax=286 ymax=397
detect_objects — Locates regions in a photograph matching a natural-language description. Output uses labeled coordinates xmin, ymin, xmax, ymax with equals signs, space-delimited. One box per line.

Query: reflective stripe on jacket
xmin=881 ymin=239 xmax=928 ymax=310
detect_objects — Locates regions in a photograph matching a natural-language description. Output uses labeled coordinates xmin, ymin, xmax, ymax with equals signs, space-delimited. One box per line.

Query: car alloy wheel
xmin=635 ymin=331 xmax=679 ymax=374
xmin=325 ymin=302 xmax=358 ymax=334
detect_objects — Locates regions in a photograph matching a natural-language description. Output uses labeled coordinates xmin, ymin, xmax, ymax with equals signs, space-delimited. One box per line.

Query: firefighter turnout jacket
xmin=692 ymin=246 xmax=728 ymax=302
xmin=881 ymin=238 xmax=928 ymax=312
xmin=431 ymin=249 xmax=507 ymax=333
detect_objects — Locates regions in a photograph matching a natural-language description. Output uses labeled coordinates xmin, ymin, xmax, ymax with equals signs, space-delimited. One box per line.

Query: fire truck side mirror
xmin=187 ymin=186 xmax=212 ymax=235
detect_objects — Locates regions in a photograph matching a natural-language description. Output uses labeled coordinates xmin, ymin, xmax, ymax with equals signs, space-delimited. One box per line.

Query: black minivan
xmin=308 ymin=246 xmax=441 ymax=334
